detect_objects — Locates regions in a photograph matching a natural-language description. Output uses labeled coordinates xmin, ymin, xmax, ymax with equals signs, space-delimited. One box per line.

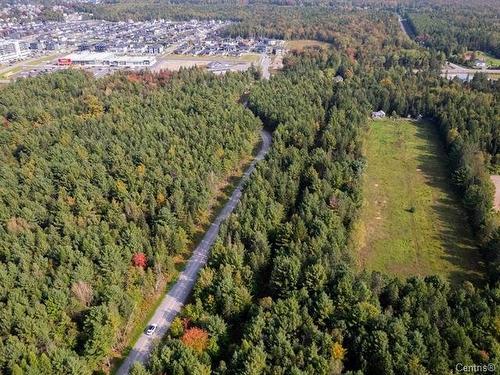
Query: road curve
xmin=116 ymin=129 xmax=272 ymax=375
xmin=394 ymin=17 xmax=500 ymax=78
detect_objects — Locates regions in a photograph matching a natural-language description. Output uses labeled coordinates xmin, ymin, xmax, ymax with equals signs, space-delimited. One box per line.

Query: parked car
xmin=145 ymin=324 xmax=157 ymax=336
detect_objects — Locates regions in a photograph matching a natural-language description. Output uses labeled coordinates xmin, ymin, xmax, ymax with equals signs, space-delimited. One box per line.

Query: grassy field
xmin=285 ymin=39 xmax=332 ymax=51
xmin=355 ymin=118 xmax=483 ymax=283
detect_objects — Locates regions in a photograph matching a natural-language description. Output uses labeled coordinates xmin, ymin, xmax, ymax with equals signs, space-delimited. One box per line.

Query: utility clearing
xmin=356 ymin=118 xmax=483 ymax=283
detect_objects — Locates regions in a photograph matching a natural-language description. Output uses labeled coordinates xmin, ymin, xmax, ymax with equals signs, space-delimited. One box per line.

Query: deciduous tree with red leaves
xmin=181 ymin=327 xmax=209 ymax=353
xmin=132 ymin=252 xmax=147 ymax=269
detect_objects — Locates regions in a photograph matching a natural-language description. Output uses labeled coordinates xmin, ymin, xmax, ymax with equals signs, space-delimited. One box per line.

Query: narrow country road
xmin=442 ymin=62 xmax=500 ymax=76
xmin=397 ymin=15 xmax=414 ymax=39
xmin=116 ymin=129 xmax=272 ymax=375
xmin=259 ymin=53 xmax=271 ymax=80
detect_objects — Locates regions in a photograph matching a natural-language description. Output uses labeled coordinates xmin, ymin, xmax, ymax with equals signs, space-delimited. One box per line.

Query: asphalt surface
xmin=116 ymin=129 xmax=272 ymax=375
xmin=260 ymin=53 xmax=271 ymax=79
xmin=442 ymin=62 xmax=500 ymax=75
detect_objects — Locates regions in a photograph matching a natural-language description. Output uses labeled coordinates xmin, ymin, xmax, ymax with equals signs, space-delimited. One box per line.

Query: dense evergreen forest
xmin=0 ymin=69 xmax=262 ymax=373
xmin=0 ymin=1 xmax=499 ymax=374
xmin=131 ymin=48 xmax=500 ymax=375
xmin=406 ymin=7 xmax=500 ymax=60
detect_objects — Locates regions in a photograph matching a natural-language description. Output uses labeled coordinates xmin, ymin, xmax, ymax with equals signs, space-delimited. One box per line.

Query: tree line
xmin=82 ymin=2 xmax=406 ymax=52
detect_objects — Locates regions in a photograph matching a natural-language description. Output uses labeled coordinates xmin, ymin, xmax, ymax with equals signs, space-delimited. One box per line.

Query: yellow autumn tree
xmin=331 ymin=342 xmax=346 ymax=361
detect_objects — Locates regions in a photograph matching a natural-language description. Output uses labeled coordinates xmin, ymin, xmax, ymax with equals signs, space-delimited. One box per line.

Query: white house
xmin=474 ymin=59 xmax=487 ymax=69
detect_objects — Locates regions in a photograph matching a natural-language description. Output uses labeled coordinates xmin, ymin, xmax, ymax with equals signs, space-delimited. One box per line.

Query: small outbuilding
xmin=474 ymin=59 xmax=487 ymax=69
xmin=371 ymin=110 xmax=386 ymax=119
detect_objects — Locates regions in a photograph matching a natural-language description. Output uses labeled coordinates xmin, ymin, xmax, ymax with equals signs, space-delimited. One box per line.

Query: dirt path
xmin=491 ymin=175 xmax=500 ymax=212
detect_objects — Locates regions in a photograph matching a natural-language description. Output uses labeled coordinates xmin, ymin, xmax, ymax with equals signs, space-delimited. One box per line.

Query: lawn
xmin=355 ymin=118 xmax=483 ymax=283
xmin=25 ymin=53 xmax=60 ymax=66
xmin=0 ymin=66 xmax=23 ymax=79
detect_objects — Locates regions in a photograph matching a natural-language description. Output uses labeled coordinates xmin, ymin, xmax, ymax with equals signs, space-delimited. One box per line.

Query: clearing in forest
xmin=465 ymin=51 xmax=500 ymax=67
xmin=355 ymin=118 xmax=483 ymax=283
xmin=285 ymin=39 xmax=332 ymax=51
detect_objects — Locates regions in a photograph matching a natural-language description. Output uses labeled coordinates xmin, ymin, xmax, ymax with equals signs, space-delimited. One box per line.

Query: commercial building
xmin=58 ymin=52 xmax=156 ymax=67
xmin=147 ymin=44 xmax=164 ymax=54
xmin=0 ymin=40 xmax=29 ymax=62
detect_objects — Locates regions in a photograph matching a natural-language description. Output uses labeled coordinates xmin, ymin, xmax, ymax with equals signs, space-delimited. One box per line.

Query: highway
xmin=116 ymin=129 xmax=272 ymax=375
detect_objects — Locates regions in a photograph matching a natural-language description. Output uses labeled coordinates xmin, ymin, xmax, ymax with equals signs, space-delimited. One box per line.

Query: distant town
xmin=0 ymin=6 xmax=285 ymax=81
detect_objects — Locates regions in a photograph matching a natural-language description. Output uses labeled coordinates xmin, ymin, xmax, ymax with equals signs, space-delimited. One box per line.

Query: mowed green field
xmin=356 ymin=119 xmax=483 ymax=283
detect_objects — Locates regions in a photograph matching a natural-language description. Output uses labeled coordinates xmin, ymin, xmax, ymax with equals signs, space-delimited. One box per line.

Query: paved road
xmin=397 ymin=15 xmax=414 ymax=39
xmin=116 ymin=129 xmax=272 ymax=375
xmin=395 ymin=15 xmax=500 ymax=78
xmin=442 ymin=62 xmax=500 ymax=76
xmin=259 ymin=53 xmax=271 ymax=79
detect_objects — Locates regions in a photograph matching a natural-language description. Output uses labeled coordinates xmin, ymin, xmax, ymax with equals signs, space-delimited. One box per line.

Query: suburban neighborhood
xmin=0 ymin=14 xmax=285 ymax=80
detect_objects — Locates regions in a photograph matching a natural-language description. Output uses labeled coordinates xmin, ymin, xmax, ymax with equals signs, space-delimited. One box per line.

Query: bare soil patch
xmin=491 ymin=175 xmax=500 ymax=212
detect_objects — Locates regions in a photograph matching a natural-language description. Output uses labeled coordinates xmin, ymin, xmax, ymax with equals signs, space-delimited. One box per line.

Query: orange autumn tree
xmin=132 ymin=252 xmax=147 ymax=269
xmin=181 ymin=327 xmax=209 ymax=353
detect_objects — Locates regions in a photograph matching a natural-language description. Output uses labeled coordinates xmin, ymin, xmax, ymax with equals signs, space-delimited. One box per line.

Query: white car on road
xmin=145 ymin=324 xmax=157 ymax=336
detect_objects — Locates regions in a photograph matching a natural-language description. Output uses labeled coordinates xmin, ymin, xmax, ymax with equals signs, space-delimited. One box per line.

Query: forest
xmin=82 ymin=0 xmax=499 ymax=63
xmin=131 ymin=48 xmax=499 ymax=375
xmin=406 ymin=7 xmax=500 ymax=61
xmin=0 ymin=68 xmax=262 ymax=373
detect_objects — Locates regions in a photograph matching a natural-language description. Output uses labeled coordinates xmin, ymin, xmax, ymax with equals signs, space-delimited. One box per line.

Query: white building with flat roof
xmin=0 ymin=40 xmax=29 ymax=62
xmin=58 ymin=51 xmax=156 ymax=67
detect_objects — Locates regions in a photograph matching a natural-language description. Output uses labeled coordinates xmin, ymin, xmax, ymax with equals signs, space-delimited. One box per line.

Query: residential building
xmin=474 ymin=59 xmax=487 ymax=69
xmin=147 ymin=44 xmax=164 ymax=54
